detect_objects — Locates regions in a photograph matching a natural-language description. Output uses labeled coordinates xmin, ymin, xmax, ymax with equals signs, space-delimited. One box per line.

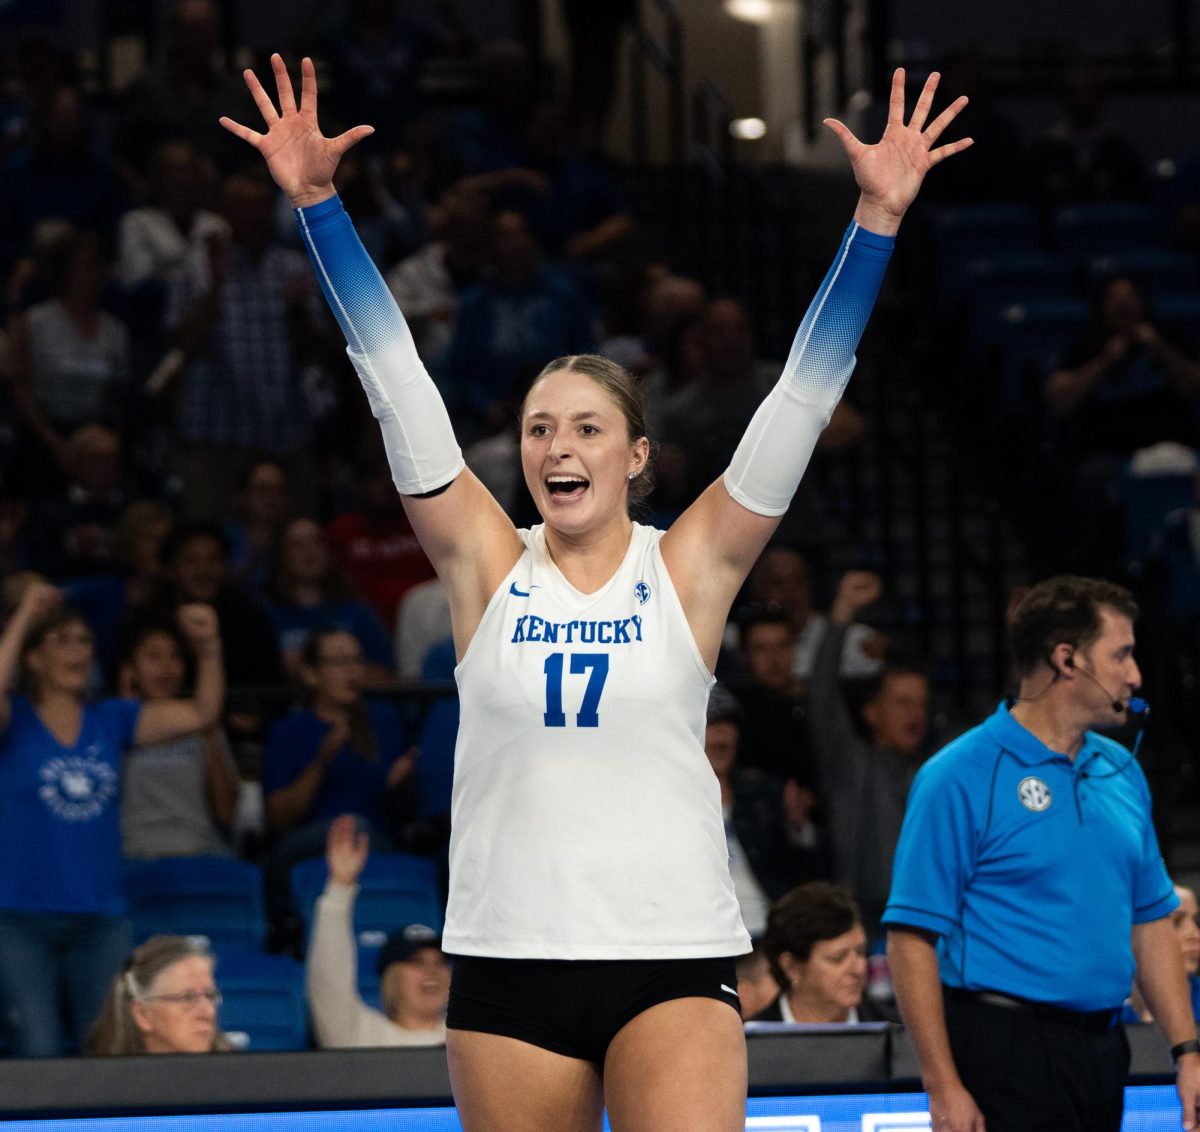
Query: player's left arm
xmin=1133 ymin=916 xmax=1200 ymax=1129
xmin=661 ymin=68 xmax=972 ymax=667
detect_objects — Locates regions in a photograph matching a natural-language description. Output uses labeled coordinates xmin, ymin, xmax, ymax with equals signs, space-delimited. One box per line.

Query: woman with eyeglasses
xmin=0 ymin=582 xmax=224 ymax=1057
xmin=86 ymin=935 xmax=233 ymax=1054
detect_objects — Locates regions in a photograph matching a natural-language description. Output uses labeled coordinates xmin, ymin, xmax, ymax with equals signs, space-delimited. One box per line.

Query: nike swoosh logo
xmin=720 ymin=984 xmax=739 ymax=997
xmin=509 ymin=583 xmax=539 ymax=597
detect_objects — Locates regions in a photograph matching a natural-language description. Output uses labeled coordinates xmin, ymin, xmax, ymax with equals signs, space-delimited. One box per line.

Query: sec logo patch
xmin=1017 ymin=776 xmax=1052 ymax=812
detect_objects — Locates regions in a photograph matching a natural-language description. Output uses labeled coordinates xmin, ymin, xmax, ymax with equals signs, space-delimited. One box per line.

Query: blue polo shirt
xmin=882 ymin=703 xmax=1177 ymax=1011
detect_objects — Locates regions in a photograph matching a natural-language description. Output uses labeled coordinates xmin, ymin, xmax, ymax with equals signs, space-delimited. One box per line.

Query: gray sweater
xmin=807 ymin=623 xmax=921 ymax=931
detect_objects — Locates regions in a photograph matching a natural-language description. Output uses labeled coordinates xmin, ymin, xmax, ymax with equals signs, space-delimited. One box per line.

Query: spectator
xmin=1125 ymin=883 xmax=1200 ymax=1023
xmin=7 ymin=230 xmax=130 ymax=482
xmin=118 ymin=617 xmax=240 ymax=860
xmin=166 ymin=170 xmax=328 ymax=518
xmin=86 ymin=934 xmax=232 ymax=1054
xmin=63 ymin=499 xmax=173 ymax=683
xmin=332 ymin=149 xmax=423 ymax=272
xmin=735 ymin=944 xmax=780 ymax=1021
xmin=745 ymin=545 xmax=884 ymax=680
xmin=307 ymin=815 xmax=449 ymax=1047
xmin=394 ymin=577 xmax=451 ymax=680
xmin=385 ymin=185 xmax=490 ymax=364
xmin=706 ymin=685 xmax=814 ymax=938
xmin=265 ymin=516 xmax=396 ymax=681
xmin=115 ymin=139 xmax=225 ymax=345
xmin=326 ymin=451 xmax=436 ymax=628
xmin=155 ymin=521 xmax=284 ymax=692
xmin=0 ymin=85 xmax=125 ymax=283
xmin=444 ymin=209 xmax=595 ymax=439
xmin=26 ymin=422 xmax=129 ymax=581
xmin=224 ymin=460 xmax=292 ymax=593
xmin=751 ymin=882 xmax=896 ymax=1023
xmin=808 ymin=572 xmax=930 ymax=935
xmin=262 ymin=628 xmax=416 ymax=843
xmin=730 ymin=606 xmax=818 ymax=789
xmin=0 ymin=585 xmax=223 ymax=1057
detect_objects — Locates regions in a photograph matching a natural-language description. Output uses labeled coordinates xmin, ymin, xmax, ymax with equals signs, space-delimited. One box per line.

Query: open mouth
xmin=546 ymin=475 xmax=589 ymax=501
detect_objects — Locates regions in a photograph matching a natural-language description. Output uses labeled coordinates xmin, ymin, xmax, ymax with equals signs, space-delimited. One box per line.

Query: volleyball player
xmin=221 ymin=56 xmax=971 ymax=1132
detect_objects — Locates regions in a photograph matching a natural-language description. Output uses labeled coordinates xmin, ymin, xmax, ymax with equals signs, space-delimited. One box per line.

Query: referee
xmin=883 ymin=576 xmax=1200 ymax=1132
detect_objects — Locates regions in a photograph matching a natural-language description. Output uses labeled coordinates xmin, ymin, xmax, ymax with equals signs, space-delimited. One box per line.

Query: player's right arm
xmin=887 ymin=928 xmax=985 ymax=1132
xmin=220 ymin=55 xmax=521 ymax=656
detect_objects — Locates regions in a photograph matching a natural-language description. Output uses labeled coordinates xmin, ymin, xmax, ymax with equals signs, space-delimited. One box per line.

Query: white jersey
xmin=443 ymin=522 xmax=750 ymax=959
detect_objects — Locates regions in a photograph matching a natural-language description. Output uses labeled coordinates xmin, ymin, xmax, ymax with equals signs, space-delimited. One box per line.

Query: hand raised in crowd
xmin=824 ymin=68 xmax=973 ymax=235
xmin=15 ymin=580 xmax=62 ymax=623
xmin=386 ymin=746 xmax=420 ymax=790
xmin=326 ymin=812 xmax=369 ymax=886
xmin=219 ymin=54 xmax=375 ymax=209
xmin=831 ymin=570 xmax=884 ymax=626
xmin=177 ymin=603 xmax=221 ymax=649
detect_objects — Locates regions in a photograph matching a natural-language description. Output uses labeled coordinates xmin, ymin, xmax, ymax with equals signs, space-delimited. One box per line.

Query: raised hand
xmin=177 ymin=603 xmax=221 ymax=648
xmin=831 ymin=570 xmax=884 ymax=625
xmin=824 ymin=69 xmax=973 ymax=235
xmin=326 ymin=813 xmax=369 ymax=886
xmin=218 ymin=54 xmax=374 ymax=208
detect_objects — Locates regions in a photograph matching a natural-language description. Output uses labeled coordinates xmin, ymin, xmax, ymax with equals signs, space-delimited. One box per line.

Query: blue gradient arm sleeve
xmin=295 ymin=194 xmax=464 ymax=495
xmin=723 ymin=222 xmax=893 ymax=516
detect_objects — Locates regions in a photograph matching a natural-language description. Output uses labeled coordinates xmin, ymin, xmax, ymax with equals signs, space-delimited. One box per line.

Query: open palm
xmin=219 ymin=54 xmax=374 ymax=207
xmin=825 ymin=68 xmax=972 ymax=224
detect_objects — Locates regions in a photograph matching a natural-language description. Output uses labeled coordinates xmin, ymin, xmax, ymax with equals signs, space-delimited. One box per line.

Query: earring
xmin=628 ymin=471 xmax=639 ymax=481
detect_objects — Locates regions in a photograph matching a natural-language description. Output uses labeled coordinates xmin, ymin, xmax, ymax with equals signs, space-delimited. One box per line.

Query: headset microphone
xmin=1063 ymin=654 xmax=1145 ymax=715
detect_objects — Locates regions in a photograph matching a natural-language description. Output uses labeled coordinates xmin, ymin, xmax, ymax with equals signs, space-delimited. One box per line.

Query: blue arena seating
xmin=1086 ymin=249 xmax=1197 ymax=299
xmin=124 ymin=857 xmax=266 ymax=950
xmin=928 ymin=203 xmax=1039 ymax=293
xmin=1053 ymin=203 xmax=1164 ymax=260
xmin=975 ymin=296 xmax=1090 ymax=407
xmin=215 ymin=950 xmax=308 ymax=1051
xmin=1124 ymin=472 xmax=1196 ymax=567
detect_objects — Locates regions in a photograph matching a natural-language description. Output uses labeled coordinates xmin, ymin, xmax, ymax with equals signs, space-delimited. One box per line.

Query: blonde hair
xmin=85 ymin=935 xmax=232 ymax=1055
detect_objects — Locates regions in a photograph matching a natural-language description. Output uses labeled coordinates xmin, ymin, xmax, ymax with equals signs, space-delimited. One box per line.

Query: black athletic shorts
xmin=446 ymin=955 xmax=742 ymax=1064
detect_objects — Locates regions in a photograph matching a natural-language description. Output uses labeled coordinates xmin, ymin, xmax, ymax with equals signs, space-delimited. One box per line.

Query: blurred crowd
xmin=1 ymin=0 xmax=1200 ymax=1061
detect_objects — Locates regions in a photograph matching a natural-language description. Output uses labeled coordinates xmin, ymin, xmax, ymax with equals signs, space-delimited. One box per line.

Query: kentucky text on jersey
xmin=510 ymin=614 xmax=644 ymax=645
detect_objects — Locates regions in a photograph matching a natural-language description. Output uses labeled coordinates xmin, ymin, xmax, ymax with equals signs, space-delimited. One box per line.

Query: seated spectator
xmin=1125 ymin=883 xmax=1200 ymax=1023
xmin=224 ymin=460 xmax=292 ymax=593
xmin=26 ymin=422 xmax=129 ymax=580
xmin=1045 ymin=275 xmax=1200 ymax=572
xmin=0 ymin=584 xmax=223 ymax=1057
xmin=307 ymin=816 xmax=449 ymax=1048
xmin=444 ymin=209 xmax=596 ymax=439
xmin=706 ymin=685 xmax=816 ymax=938
xmin=326 ymin=450 xmax=436 ymax=628
xmin=808 ymin=572 xmax=930 ymax=935
xmin=7 ymin=230 xmax=131 ymax=484
xmin=86 ymin=934 xmax=231 ymax=1054
xmin=118 ymin=618 xmax=240 ymax=860
xmin=332 ymin=149 xmax=424 ymax=272
xmin=263 ymin=628 xmax=416 ymax=844
xmin=743 ymin=545 xmax=884 ymax=679
xmin=751 ymin=882 xmax=896 ymax=1023
xmin=265 ymin=516 xmax=395 ymax=681
xmin=386 ymin=185 xmax=491 ymax=365
xmin=735 ymin=943 xmax=780 ymax=1021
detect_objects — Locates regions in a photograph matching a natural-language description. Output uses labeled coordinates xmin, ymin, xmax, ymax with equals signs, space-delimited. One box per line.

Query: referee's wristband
xmin=1171 ymin=1038 xmax=1200 ymax=1064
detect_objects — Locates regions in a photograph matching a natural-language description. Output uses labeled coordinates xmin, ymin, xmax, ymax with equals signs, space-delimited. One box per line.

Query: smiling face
xmin=382 ymin=946 xmax=452 ymax=1027
xmin=520 ymin=367 xmax=649 ymax=539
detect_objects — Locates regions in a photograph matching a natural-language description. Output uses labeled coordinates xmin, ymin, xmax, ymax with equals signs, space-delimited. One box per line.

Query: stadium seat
xmin=1124 ymin=472 xmax=1196 ymax=567
xmin=928 ymin=203 xmax=1039 ymax=294
xmin=1087 ymin=249 xmax=1197 ymax=299
xmin=215 ymin=950 xmax=308 ymax=1051
xmin=124 ymin=857 xmax=266 ymax=951
xmin=1052 ymin=203 xmax=1164 ymax=260
xmin=976 ymin=297 xmax=1090 ymax=408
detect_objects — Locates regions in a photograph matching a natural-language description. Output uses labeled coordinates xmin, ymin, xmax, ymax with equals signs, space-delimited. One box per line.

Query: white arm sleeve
xmin=296 ymin=194 xmax=464 ymax=496
xmin=724 ymin=221 xmax=895 ymax=516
